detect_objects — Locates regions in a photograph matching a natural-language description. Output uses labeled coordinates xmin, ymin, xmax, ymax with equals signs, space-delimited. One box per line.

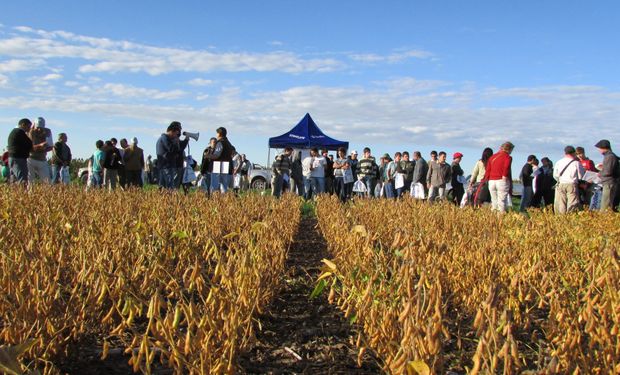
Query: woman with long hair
xmin=469 ymin=147 xmax=493 ymax=207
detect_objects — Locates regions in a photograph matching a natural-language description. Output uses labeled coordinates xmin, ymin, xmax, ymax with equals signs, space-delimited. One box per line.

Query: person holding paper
xmin=26 ymin=117 xmax=53 ymax=184
xmin=203 ymin=127 xmax=235 ymax=193
xmin=451 ymin=152 xmax=465 ymax=205
xmin=575 ymin=146 xmax=598 ymax=206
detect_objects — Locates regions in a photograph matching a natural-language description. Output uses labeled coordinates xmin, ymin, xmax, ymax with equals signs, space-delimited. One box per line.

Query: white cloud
xmin=0 ymin=26 xmax=344 ymax=75
xmin=0 ymin=59 xmax=45 ymax=73
xmin=349 ymin=49 xmax=433 ymax=64
xmin=2 ymin=79 xmax=617 ymax=154
xmin=42 ymin=73 xmax=62 ymax=81
xmin=78 ymin=82 xmax=187 ymax=100
xmin=0 ymin=74 xmax=8 ymax=87
xmin=188 ymin=78 xmax=214 ymax=86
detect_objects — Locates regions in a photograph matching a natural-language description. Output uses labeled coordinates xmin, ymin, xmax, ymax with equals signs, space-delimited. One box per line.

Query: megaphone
xmin=183 ymin=131 xmax=200 ymax=141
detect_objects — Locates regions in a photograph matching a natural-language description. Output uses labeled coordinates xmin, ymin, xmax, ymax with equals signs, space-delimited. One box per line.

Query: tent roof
xmin=268 ymin=113 xmax=349 ymax=151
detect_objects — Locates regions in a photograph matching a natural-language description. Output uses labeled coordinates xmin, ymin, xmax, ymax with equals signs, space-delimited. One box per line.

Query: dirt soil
xmin=237 ymin=216 xmax=382 ymax=374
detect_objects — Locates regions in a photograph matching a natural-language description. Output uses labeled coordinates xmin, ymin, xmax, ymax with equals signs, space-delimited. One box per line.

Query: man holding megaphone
xmin=156 ymin=121 xmax=189 ymax=189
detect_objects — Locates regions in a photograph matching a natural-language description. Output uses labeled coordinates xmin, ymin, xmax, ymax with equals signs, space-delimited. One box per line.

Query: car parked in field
xmin=248 ymin=163 xmax=272 ymax=190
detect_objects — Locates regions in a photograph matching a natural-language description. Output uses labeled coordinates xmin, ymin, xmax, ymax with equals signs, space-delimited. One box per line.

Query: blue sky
xmin=1 ymin=0 xmax=619 ymax=173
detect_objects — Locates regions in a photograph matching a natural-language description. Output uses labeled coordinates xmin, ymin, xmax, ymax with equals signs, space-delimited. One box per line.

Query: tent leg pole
xmin=267 ymin=148 xmax=270 ymax=167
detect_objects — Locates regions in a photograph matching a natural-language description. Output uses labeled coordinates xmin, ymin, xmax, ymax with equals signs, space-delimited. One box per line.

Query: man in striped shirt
xmin=356 ymin=147 xmax=379 ymax=198
xmin=271 ymin=147 xmax=293 ymax=198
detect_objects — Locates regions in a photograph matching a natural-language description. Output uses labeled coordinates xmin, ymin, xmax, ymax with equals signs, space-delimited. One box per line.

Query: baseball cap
xmin=595 ymin=139 xmax=611 ymax=149
xmin=34 ymin=117 xmax=46 ymax=128
xmin=351 ymin=150 xmax=358 ymax=155
xmin=453 ymin=152 xmax=463 ymax=159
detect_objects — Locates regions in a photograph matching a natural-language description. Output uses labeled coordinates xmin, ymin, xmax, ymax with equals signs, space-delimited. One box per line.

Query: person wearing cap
xmin=156 ymin=121 xmax=189 ymax=189
xmin=426 ymin=151 xmax=451 ymax=203
xmin=553 ymin=146 xmax=585 ymax=214
xmin=27 ymin=117 xmax=53 ymax=184
xmin=123 ymin=137 xmax=145 ymax=188
xmin=51 ymin=132 xmax=72 ymax=184
xmin=484 ymin=142 xmax=514 ymax=213
xmin=451 ymin=152 xmax=465 ymax=206
xmin=7 ymin=118 xmax=46 ymax=184
xmin=595 ymin=139 xmax=619 ymax=212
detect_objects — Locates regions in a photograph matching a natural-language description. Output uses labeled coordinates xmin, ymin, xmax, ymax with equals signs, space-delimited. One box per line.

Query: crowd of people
xmin=4 ymin=117 xmax=619 ymax=212
xmin=270 ymin=140 xmax=619 ymax=213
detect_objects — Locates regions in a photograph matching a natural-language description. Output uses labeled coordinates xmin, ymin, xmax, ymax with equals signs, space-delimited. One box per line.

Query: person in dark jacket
xmin=519 ymin=155 xmax=537 ymax=211
xmin=531 ymin=157 xmax=555 ymax=209
xmin=156 ymin=121 xmax=189 ymax=189
xmin=595 ymin=139 xmax=619 ymax=212
xmin=200 ymin=137 xmax=217 ymax=194
xmin=398 ymin=151 xmax=415 ymax=197
xmin=51 ymin=132 xmax=72 ymax=184
xmin=411 ymin=151 xmax=428 ymax=199
xmin=7 ymin=118 xmax=46 ymax=184
xmin=451 ymin=152 xmax=465 ymax=205
xmin=202 ymin=127 xmax=235 ymax=193
xmin=290 ymin=151 xmax=303 ymax=196
xmin=103 ymin=140 xmax=123 ymax=190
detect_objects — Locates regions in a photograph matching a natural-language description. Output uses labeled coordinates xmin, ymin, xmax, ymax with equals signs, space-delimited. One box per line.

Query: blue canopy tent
xmin=267 ymin=113 xmax=349 ymax=163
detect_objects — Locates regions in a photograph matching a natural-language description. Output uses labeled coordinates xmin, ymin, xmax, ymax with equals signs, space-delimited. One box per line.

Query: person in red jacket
xmin=484 ymin=141 xmax=514 ymax=213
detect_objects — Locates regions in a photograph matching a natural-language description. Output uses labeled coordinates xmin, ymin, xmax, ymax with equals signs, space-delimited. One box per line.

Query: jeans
xmin=489 ymin=179 xmax=510 ymax=213
xmin=334 ymin=176 xmax=346 ymax=202
xmin=210 ymin=173 xmax=231 ymax=193
xmin=89 ymin=171 xmax=103 ymax=188
xmin=519 ymin=186 xmax=533 ymax=212
xmin=304 ymin=176 xmax=319 ymax=200
xmin=9 ymin=157 xmax=28 ymax=184
xmin=362 ymin=176 xmax=376 ymax=198
xmin=384 ymin=180 xmax=395 ymax=199
xmin=272 ymin=174 xmax=284 ymax=197
xmin=315 ymin=177 xmax=325 ymax=194
xmin=159 ymin=168 xmax=177 ymax=189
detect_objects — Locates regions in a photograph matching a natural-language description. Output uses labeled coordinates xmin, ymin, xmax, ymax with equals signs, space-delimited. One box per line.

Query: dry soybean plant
xmin=316 ymin=195 xmax=620 ymax=374
xmin=0 ymin=185 xmax=300 ymax=374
